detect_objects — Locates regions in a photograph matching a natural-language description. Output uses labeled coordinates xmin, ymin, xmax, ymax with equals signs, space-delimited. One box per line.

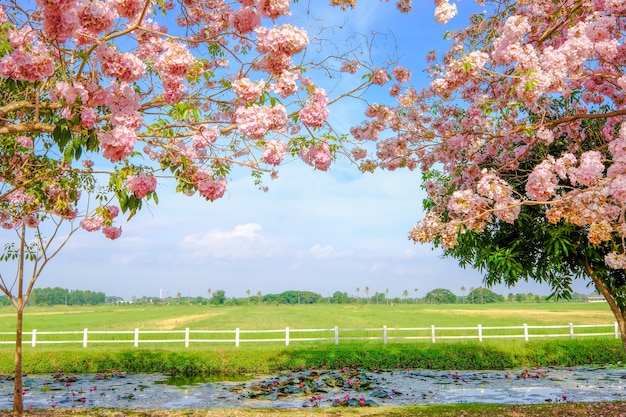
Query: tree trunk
xmin=584 ymin=258 xmax=626 ymax=352
xmin=13 ymin=303 xmax=24 ymax=415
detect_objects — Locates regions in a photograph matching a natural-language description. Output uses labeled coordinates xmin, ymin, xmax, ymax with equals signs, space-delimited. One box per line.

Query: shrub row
xmin=0 ymin=339 xmax=624 ymax=377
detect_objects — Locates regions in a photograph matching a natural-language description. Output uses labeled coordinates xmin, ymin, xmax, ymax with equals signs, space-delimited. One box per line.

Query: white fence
xmin=0 ymin=322 xmax=620 ymax=348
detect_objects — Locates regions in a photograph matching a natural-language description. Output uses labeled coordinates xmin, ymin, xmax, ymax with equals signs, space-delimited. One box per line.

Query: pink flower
xmin=232 ymin=77 xmax=265 ymax=103
xmin=80 ymin=106 xmax=97 ymax=129
xmin=108 ymin=206 xmax=120 ymax=218
xmin=98 ymin=126 xmax=137 ymax=162
xmin=272 ymin=70 xmax=299 ymax=98
xmin=256 ymin=24 xmax=308 ymax=56
xmin=126 ymin=173 xmax=157 ymax=198
xmin=16 ymin=136 xmax=33 ymax=148
xmin=194 ymin=170 xmax=226 ymax=201
xmin=340 ymin=60 xmax=359 ymax=74
xmin=299 ymin=88 xmax=329 ymax=128
xmin=113 ymin=0 xmax=144 ymax=18
xmin=261 ymin=139 xmax=288 ymax=166
xmin=231 ymin=6 xmax=260 ymax=34
xmin=80 ymin=217 xmax=102 ymax=232
xmin=96 ymin=44 xmax=146 ymax=82
xmin=434 ymin=0 xmax=458 ymax=25
xmin=0 ymin=44 xmax=54 ymax=82
xmin=392 ymin=66 xmax=411 ymax=82
xmin=257 ymin=0 xmax=291 ymax=19
xmin=155 ymin=41 xmax=195 ymax=77
xmin=23 ymin=215 xmax=39 ymax=228
xmin=102 ymin=226 xmax=122 ymax=240
xmin=299 ymin=141 xmax=331 ymax=171
xmin=8 ymin=27 xmax=36 ymax=48
xmin=371 ymin=68 xmax=389 ymax=86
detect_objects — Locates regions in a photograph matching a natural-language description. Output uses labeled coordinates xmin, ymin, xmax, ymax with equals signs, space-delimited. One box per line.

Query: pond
xmin=1 ymin=366 xmax=625 ymax=410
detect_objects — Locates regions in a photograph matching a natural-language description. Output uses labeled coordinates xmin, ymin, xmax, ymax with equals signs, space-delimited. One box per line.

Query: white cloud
xmin=300 ymin=244 xmax=354 ymax=260
xmin=181 ymin=223 xmax=283 ymax=260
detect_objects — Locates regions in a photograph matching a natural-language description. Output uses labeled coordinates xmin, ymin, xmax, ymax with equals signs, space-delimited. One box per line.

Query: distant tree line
xmin=27 ymin=287 xmax=114 ymax=306
xmin=0 ymin=287 xmax=594 ymax=308
xmin=131 ymin=287 xmax=592 ymax=306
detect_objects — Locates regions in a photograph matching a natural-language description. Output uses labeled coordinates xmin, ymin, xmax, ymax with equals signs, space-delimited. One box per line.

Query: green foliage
xmin=424 ymin=288 xmax=456 ymax=304
xmin=29 ymin=287 xmax=106 ymax=306
xmin=2 ymin=339 xmax=624 ymax=376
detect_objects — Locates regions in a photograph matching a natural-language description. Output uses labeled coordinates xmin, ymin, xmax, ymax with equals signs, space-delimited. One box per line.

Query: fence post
xmin=31 ymin=329 xmax=37 ymax=347
xmin=185 ymin=327 xmax=190 ymax=348
xmin=285 ymin=327 xmax=290 ymax=346
xmin=478 ymin=324 xmax=483 ymax=342
xmin=615 ymin=322 xmax=620 ymax=339
xmin=334 ymin=326 xmax=339 ymax=345
xmin=134 ymin=328 xmax=139 ymax=348
xmin=431 ymin=325 xmax=436 ymax=343
xmin=83 ymin=328 xmax=88 ymax=348
xmin=523 ymin=323 xmax=529 ymax=342
xmin=235 ymin=328 xmax=240 ymax=347
xmin=569 ymin=323 xmax=574 ymax=339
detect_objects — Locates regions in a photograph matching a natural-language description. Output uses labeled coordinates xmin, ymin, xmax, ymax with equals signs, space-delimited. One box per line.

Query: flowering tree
xmin=356 ymin=1 xmax=626 ymax=348
xmin=0 ymin=0 xmax=418 ymax=413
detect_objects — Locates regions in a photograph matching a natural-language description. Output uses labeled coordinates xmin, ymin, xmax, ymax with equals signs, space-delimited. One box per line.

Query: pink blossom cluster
xmin=434 ymin=0 xmax=457 ymax=25
xmin=299 ymin=141 xmax=331 ymax=171
xmin=233 ymin=77 xmax=266 ymax=102
xmin=106 ymin=82 xmax=142 ymax=129
xmin=193 ymin=126 xmax=220 ymax=149
xmin=80 ymin=206 xmax=122 ymax=239
xmin=154 ymin=41 xmax=195 ymax=103
xmin=371 ymin=68 xmax=390 ymax=86
xmin=235 ymin=104 xmax=287 ymax=139
xmin=299 ymin=88 xmax=329 ymax=128
xmin=98 ymin=126 xmax=137 ymax=163
xmin=257 ymin=0 xmax=291 ymax=20
xmin=231 ymin=7 xmax=261 ymax=34
xmin=76 ymin=0 xmax=119 ymax=44
xmin=255 ymin=24 xmax=308 ymax=74
xmin=126 ymin=173 xmax=157 ymax=198
xmin=261 ymin=139 xmax=288 ymax=165
xmin=340 ymin=60 xmax=360 ymax=74
xmin=392 ymin=66 xmax=411 ymax=83
xmin=272 ymin=70 xmax=299 ymax=98
xmin=0 ymin=42 xmax=54 ymax=82
xmin=96 ymin=44 xmax=146 ymax=82
xmin=194 ymin=169 xmax=227 ymax=201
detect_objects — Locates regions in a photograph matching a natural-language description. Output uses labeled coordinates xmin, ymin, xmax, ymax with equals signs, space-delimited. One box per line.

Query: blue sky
xmin=6 ymin=1 xmax=594 ymax=301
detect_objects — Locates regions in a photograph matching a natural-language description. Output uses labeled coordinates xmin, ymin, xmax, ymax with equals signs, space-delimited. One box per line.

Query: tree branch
xmin=0 ymin=122 xmax=55 ymax=135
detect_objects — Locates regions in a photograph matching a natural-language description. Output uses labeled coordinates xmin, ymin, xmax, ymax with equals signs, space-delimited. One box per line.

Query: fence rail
xmin=0 ymin=322 xmax=619 ymax=348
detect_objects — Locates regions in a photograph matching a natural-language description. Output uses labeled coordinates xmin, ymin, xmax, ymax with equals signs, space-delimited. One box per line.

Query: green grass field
xmin=0 ymin=302 xmax=623 ymax=376
xmin=0 ymin=302 xmax=616 ymax=332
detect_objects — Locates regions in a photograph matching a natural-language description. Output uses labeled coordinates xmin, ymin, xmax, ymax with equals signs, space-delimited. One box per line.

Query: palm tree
xmin=374 ymin=291 xmax=379 ymax=304
xmin=402 ymin=289 xmax=409 ymax=304
xmin=414 ymin=288 xmax=419 ymax=304
xmin=365 ymin=286 xmax=370 ymax=304
xmin=461 ymin=286 xmax=466 ymax=304
xmin=256 ymin=291 xmax=262 ymax=305
xmin=356 ymin=287 xmax=361 ymax=305
xmin=207 ymin=288 xmax=212 ymax=306
xmin=385 ymin=288 xmax=389 ymax=304
xmin=246 ymin=289 xmax=251 ymax=305
xmin=470 ymin=287 xmax=475 ymax=304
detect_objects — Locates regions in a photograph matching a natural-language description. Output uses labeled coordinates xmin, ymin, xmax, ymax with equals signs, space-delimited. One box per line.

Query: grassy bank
xmin=1 ymin=339 xmax=624 ymax=377
xmin=1 ymin=402 xmax=626 ymax=416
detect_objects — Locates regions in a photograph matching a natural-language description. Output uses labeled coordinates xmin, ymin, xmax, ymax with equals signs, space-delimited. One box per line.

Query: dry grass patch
xmin=425 ymin=308 xmax=614 ymax=324
xmin=154 ymin=312 xmax=228 ymax=330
